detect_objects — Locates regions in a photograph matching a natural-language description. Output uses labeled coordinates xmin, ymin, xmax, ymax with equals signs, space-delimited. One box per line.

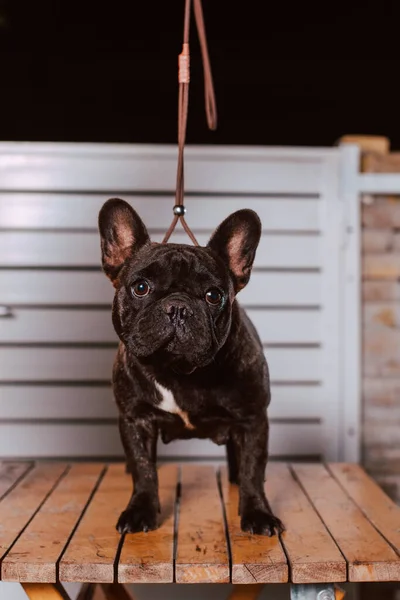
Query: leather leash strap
xmin=162 ymin=0 xmax=217 ymax=245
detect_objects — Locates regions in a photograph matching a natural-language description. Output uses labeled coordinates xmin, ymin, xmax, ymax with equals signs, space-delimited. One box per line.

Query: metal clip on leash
xmin=162 ymin=0 xmax=217 ymax=246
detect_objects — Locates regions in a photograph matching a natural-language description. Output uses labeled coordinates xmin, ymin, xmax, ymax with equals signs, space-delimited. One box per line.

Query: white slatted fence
xmin=0 ymin=143 xmax=360 ymax=461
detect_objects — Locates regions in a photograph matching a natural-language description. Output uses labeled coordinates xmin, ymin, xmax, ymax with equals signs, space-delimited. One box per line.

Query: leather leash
xmin=162 ymin=0 xmax=217 ymax=245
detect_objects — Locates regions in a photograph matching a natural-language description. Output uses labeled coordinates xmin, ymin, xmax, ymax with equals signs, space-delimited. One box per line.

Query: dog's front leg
xmin=237 ymin=417 xmax=284 ymax=536
xmin=116 ymin=415 xmax=159 ymax=534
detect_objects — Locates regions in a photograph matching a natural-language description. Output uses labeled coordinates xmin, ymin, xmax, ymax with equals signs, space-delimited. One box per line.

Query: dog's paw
xmin=241 ymin=508 xmax=284 ymax=537
xmin=116 ymin=497 xmax=158 ymax=534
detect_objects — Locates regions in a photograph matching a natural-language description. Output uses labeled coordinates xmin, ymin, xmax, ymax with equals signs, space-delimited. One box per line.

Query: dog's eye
xmin=131 ymin=279 xmax=150 ymax=298
xmin=205 ymin=288 xmax=223 ymax=305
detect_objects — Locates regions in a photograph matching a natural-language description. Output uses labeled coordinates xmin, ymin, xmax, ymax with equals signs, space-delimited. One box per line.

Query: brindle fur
xmin=99 ymin=198 xmax=284 ymax=536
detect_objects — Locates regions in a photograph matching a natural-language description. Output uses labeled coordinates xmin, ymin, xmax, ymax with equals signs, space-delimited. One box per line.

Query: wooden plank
xmin=0 ymin=231 xmax=321 ymax=269
xmin=362 ymin=152 xmax=400 ymax=173
xmin=393 ymin=232 xmax=400 ymax=252
xmin=5 ymin=308 xmax=321 ymax=345
xmin=363 ymin=421 xmax=400 ymax=451
xmin=363 ymin=378 xmax=400 ymax=422
xmin=339 ymin=135 xmax=390 ymax=157
xmin=1 ymin=308 xmax=321 ymax=345
xmin=0 ymin=347 xmax=322 ymax=383
xmin=175 ymin=465 xmax=229 ymax=583
xmin=22 ymin=583 xmax=71 ymax=600
xmin=0 ymin=270 xmax=321 ymax=307
xmin=267 ymin=464 xmax=346 ymax=583
xmin=363 ymin=253 xmax=400 ymax=280
xmin=0 ymin=383 xmax=322 ymax=422
xmin=2 ymin=463 xmax=104 ymax=582
xmin=328 ymin=464 xmax=400 ymax=555
xmin=0 ymin=143 xmax=326 ymax=194
xmin=59 ymin=464 xmax=130 ymax=583
xmin=292 ymin=463 xmax=400 ymax=582
xmin=0 ymin=423 xmax=325 ymax=460
xmin=0 ymin=193 xmax=320 ymax=231
xmin=362 ymin=229 xmax=393 ymax=253
xmin=118 ymin=465 xmax=178 ymax=583
xmin=220 ymin=467 xmax=288 ymax=584
xmin=363 ymin=197 xmax=400 ymax=228
xmin=359 ymin=173 xmax=400 ymax=195
xmin=0 ymin=387 xmax=118 ymax=420
xmin=364 ymin=327 xmax=400 ymax=377
xmin=363 ymin=280 xmax=400 ymax=302
xmin=364 ymin=303 xmax=400 ymax=329
xmin=0 ymin=462 xmax=32 ymax=500
xmin=0 ymin=463 xmax=68 ymax=570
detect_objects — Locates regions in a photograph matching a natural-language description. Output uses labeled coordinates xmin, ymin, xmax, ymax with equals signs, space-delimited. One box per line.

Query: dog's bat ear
xmin=207 ymin=209 xmax=261 ymax=293
xmin=98 ymin=198 xmax=150 ymax=283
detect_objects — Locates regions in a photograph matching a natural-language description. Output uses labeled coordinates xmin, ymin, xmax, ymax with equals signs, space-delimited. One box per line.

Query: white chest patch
xmin=154 ymin=380 xmax=194 ymax=430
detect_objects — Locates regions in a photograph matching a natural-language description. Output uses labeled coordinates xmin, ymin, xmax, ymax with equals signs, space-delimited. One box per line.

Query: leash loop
xmin=162 ymin=0 xmax=217 ymax=245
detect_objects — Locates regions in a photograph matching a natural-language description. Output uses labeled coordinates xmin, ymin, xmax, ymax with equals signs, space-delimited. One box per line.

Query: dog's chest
xmin=154 ymin=380 xmax=195 ymax=430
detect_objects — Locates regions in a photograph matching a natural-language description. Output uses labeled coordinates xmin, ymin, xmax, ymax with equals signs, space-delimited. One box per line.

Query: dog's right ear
xmin=98 ymin=198 xmax=150 ymax=283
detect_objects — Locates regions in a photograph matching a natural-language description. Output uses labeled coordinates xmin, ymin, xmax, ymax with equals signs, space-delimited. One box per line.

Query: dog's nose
xmin=163 ymin=299 xmax=193 ymax=325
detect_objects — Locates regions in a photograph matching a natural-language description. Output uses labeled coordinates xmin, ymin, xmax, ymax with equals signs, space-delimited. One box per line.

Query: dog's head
xmin=99 ymin=199 xmax=261 ymax=374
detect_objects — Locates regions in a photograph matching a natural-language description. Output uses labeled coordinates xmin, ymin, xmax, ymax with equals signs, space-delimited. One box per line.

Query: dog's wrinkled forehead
xmin=123 ymin=243 xmax=231 ymax=291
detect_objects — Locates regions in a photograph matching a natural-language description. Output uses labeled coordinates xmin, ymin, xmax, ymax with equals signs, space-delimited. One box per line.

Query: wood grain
xmin=59 ymin=464 xmax=130 ymax=583
xmin=363 ymin=197 xmax=400 ymax=228
xmin=363 ymin=153 xmax=400 ymax=173
xmin=22 ymin=583 xmax=71 ymax=600
xmin=363 ymin=253 xmax=400 ymax=280
xmin=175 ymin=465 xmax=229 ymax=583
xmin=339 ymin=135 xmax=390 ymax=157
xmin=362 ymin=229 xmax=394 ymax=253
xmin=364 ymin=304 xmax=400 ymax=329
xmin=363 ymin=281 xmax=400 ymax=302
xmin=220 ymin=467 xmax=288 ymax=583
xmin=0 ymin=463 xmax=68 ymax=570
xmin=364 ymin=327 xmax=400 ymax=377
xmin=292 ymin=463 xmax=400 ymax=582
xmin=2 ymin=463 xmax=104 ymax=582
xmin=0 ymin=462 xmax=32 ymax=500
xmin=269 ymin=463 xmax=346 ymax=584
xmin=363 ymin=378 xmax=400 ymax=420
xmin=329 ymin=463 xmax=400 ymax=554
xmin=118 ymin=464 xmax=178 ymax=583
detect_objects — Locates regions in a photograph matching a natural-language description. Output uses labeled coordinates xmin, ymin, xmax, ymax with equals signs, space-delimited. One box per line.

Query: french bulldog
xmin=99 ymin=198 xmax=284 ymax=536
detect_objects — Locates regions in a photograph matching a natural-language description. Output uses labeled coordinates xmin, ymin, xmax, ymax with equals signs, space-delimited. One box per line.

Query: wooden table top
xmin=0 ymin=461 xmax=399 ymax=585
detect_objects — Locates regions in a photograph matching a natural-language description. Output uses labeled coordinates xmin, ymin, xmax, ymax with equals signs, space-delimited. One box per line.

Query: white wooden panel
xmin=318 ymin=154 xmax=342 ymax=461
xmin=358 ymin=172 xmax=400 ymax=195
xmin=0 ymin=193 xmax=320 ymax=231
xmin=0 ymin=231 xmax=321 ymax=269
xmin=0 ymin=347 xmax=321 ymax=382
xmin=0 ymin=422 xmax=324 ymax=458
xmin=0 ymin=384 xmax=322 ymax=420
xmin=340 ymin=145 xmax=362 ymax=462
xmin=0 ymin=271 xmax=321 ymax=307
xmin=0 ymin=387 xmax=118 ymax=420
xmin=0 ymin=308 xmax=321 ymax=344
xmin=0 ymin=143 xmax=327 ymax=194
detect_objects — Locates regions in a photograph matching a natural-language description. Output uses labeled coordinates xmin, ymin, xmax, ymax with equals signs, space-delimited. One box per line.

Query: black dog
xmin=99 ymin=198 xmax=283 ymax=536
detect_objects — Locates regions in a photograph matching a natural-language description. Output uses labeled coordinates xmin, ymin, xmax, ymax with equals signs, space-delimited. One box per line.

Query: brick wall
xmin=362 ymin=195 xmax=400 ymax=501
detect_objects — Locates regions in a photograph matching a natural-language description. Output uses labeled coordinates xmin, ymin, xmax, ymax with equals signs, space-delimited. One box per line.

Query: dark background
xmin=1 ymin=0 xmax=400 ymax=147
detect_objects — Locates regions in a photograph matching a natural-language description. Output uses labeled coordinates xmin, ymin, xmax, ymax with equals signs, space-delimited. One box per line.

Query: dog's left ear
xmin=207 ymin=209 xmax=261 ymax=293
xmin=98 ymin=198 xmax=150 ymax=283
